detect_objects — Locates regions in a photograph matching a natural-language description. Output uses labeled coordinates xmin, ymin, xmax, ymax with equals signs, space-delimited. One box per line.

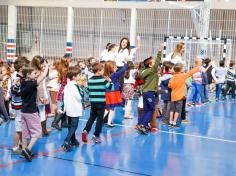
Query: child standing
xmin=123 ymin=61 xmax=137 ymax=119
xmin=223 ymin=60 xmax=236 ymax=100
xmin=160 ymin=62 xmax=173 ymax=124
xmin=104 ymin=60 xmax=128 ymax=127
xmin=11 ymin=57 xmax=29 ymax=155
xmin=168 ymin=61 xmax=201 ymax=128
xmin=211 ymin=60 xmax=228 ymax=101
xmin=136 ymin=45 xmax=163 ymax=135
xmin=61 ymin=67 xmax=83 ymax=151
xmin=187 ymin=59 xmax=203 ymax=106
xmin=1 ymin=63 xmax=12 ymax=116
xmin=20 ymin=61 xmax=48 ymax=162
xmin=31 ymin=56 xmax=50 ymax=137
xmin=82 ymin=63 xmax=112 ymax=143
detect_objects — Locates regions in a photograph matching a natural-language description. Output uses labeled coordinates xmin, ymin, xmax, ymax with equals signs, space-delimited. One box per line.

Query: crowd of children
xmin=0 ymin=39 xmax=235 ymax=162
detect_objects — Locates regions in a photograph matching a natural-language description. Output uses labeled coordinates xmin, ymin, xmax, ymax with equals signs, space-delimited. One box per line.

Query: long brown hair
xmin=104 ymin=61 xmax=115 ymax=77
xmin=118 ymin=37 xmax=131 ymax=54
xmin=2 ymin=63 xmax=11 ymax=77
xmin=172 ymin=42 xmax=185 ymax=59
xmin=124 ymin=61 xmax=134 ymax=79
xmin=31 ymin=55 xmax=44 ymax=71
xmin=58 ymin=57 xmax=69 ymax=83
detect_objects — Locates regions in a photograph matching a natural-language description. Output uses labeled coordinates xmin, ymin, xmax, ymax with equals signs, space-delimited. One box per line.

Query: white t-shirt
xmin=101 ymin=51 xmax=116 ymax=62
xmin=124 ymin=69 xmax=137 ymax=84
xmin=64 ymin=80 xmax=83 ymax=117
xmin=163 ymin=52 xmax=185 ymax=65
xmin=116 ymin=48 xmax=137 ymax=67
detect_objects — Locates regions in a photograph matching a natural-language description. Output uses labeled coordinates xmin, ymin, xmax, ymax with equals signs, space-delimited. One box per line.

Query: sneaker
xmin=168 ymin=122 xmax=173 ymax=127
xmin=137 ymin=125 xmax=148 ymax=135
xmin=124 ymin=116 xmax=132 ymax=119
xmin=71 ymin=139 xmax=80 ymax=147
xmin=82 ymin=131 xmax=88 ymax=143
xmin=186 ymin=102 xmax=193 ymax=106
xmin=22 ymin=148 xmax=32 ymax=162
xmin=196 ymin=103 xmax=202 ymax=107
xmin=151 ymin=127 xmax=159 ymax=132
xmin=61 ymin=141 xmax=72 ymax=152
xmin=51 ymin=123 xmax=62 ymax=131
xmin=172 ymin=124 xmax=179 ymax=128
xmin=92 ymin=135 xmax=102 ymax=143
xmin=106 ymin=123 xmax=115 ymax=128
xmin=181 ymin=119 xmax=190 ymax=123
xmin=12 ymin=148 xmax=22 ymax=155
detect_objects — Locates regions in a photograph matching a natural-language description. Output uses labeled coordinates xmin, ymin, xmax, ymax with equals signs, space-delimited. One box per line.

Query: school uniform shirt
xmin=64 ymin=80 xmax=83 ymax=117
xmin=21 ymin=80 xmax=38 ymax=113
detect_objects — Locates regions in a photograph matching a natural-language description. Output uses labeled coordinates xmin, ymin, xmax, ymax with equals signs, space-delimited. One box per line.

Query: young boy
xmin=61 ymin=67 xmax=84 ymax=151
xmin=11 ymin=57 xmax=29 ymax=155
xmin=223 ymin=60 xmax=236 ymax=100
xmin=160 ymin=62 xmax=173 ymax=124
xmin=187 ymin=59 xmax=204 ymax=106
xmin=211 ymin=60 xmax=228 ymax=101
xmin=168 ymin=60 xmax=201 ymax=128
xmin=20 ymin=60 xmax=48 ymax=162
xmin=82 ymin=63 xmax=112 ymax=143
xmin=136 ymin=45 xmax=163 ymax=135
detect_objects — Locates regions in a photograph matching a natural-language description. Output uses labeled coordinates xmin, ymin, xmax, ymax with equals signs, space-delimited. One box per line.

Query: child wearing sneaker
xmin=11 ymin=57 xmax=29 ymax=155
xmin=61 ymin=67 xmax=83 ymax=151
xmin=136 ymin=44 xmax=163 ymax=135
xmin=187 ymin=59 xmax=203 ymax=106
xmin=160 ymin=62 xmax=173 ymax=124
xmin=82 ymin=63 xmax=112 ymax=143
xmin=20 ymin=60 xmax=49 ymax=162
xmin=223 ymin=60 xmax=236 ymax=100
xmin=168 ymin=60 xmax=201 ymax=128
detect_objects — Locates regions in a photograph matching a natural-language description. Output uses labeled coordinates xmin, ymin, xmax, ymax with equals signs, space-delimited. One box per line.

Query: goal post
xmin=163 ymin=36 xmax=231 ymax=70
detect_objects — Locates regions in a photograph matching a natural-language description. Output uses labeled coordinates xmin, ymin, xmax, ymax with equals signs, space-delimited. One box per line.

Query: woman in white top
xmin=163 ymin=42 xmax=185 ymax=65
xmin=116 ymin=37 xmax=140 ymax=67
xmin=100 ymin=42 xmax=112 ymax=60
xmin=101 ymin=44 xmax=117 ymax=62
xmin=116 ymin=37 xmax=140 ymax=91
xmin=122 ymin=61 xmax=138 ymax=118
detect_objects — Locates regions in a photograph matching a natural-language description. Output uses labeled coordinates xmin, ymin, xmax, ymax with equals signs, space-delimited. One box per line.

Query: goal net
xmin=163 ymin=36 xmax=232 ymax=70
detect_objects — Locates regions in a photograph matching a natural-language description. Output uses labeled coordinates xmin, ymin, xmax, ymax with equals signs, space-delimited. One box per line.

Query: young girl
xmin=20 ymin=60 xmax=49 ymax=162
xmin=31 ymin=56 xmax=50 ymax=137
xmin=104 ymin=60 xmax=128 ymax=127
xmin=47 ymin=60 xmax=60 ymax=117
xmin=122 ymin=61 xmax=137 ymax=119
xmin=51 ymin=57 xmax=69 ymax=130
xmin=1 ymin=63 xmax=12 ymax=116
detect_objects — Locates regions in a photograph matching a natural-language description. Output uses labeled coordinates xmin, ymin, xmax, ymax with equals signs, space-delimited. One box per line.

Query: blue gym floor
xmin=0 ymin=100 xmax=236 ymax=176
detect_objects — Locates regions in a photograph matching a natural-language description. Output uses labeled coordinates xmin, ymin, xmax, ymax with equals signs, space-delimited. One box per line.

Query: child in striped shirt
xmin=223 ymin=60 xmax=236 ymax=100
xmin=82 ymin=63 xmax=112 ymax=143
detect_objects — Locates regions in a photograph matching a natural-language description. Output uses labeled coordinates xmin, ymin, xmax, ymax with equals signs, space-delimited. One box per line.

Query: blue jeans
xmin=139 ymin=92 xmax=156 ymax=126
xmin=65 ymin=116 xmax=79 ymax=143
xmin=187 ymin=82 xmax=202 ymax=104
xmin=216 ymin=83 xmax=223 ymax=99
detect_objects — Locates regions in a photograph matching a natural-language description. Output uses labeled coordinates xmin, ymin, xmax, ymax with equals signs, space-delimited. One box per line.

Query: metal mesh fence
xmin=0 ymin=6 xmax=236 ymax=63
xmin=0 ymin=6 xmax=8 ymax=60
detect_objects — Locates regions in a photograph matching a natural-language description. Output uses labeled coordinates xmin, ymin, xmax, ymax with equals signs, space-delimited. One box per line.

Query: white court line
xmin=79 ymin=118 xmax=236 ymax=144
